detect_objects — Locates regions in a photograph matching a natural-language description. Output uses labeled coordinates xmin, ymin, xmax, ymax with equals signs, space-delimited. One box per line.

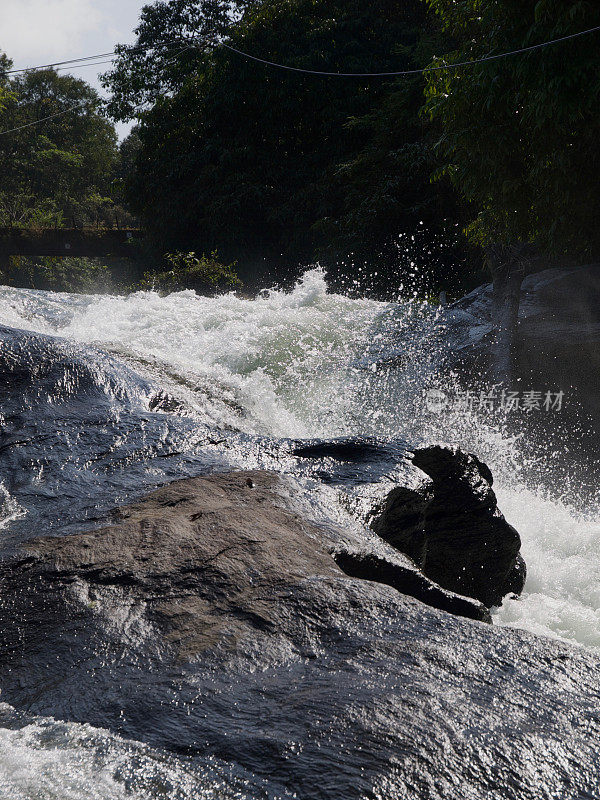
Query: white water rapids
xmin=0 ymin=268 xmax=599 ymax=797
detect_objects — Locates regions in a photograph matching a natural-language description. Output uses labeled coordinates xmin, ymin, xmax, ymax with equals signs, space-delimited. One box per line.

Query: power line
xmin=54 ymin=59 xmax=119 ymax=73
xmin=1 ymin=21 xmax=598 ymax=135
xmin=3 ymin=21 xmax=600 ymax=82
xmin=4 ymin=53 xmax=118 ymax=75
xmin=0 ymin=100 xmax=91 ymax=136
xmin=221 ymin=24 xmax=600 ymax=77
xmin=0 ymin=38 xmax=204 ymax=136
xmin=3 ymin=37 xmax=198 ymax=77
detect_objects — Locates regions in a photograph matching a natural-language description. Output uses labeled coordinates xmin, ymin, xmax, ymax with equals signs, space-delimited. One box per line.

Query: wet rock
xmin=446 ymin=266 xmax=600 ymax=416
xmin=292 ymin=436 xmax=396 ymax=462
xmin=371 ymin=445 xmax=525 ymax=607
xmin=291 ymin=435 xmax=412 ymax=485
xmin=0 ymin=472 xmax=488 ymax=667
xmin=442 ymin=265 xmax=600 ymax=491
xmin=0 ymin=470 xmax=598 ymax=800
xmin=333 ymin=550 xmax=490 ymax=622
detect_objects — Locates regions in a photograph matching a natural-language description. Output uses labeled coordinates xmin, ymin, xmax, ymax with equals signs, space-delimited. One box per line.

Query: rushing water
xmin=0 ymin=268 xmax=599 ymax=797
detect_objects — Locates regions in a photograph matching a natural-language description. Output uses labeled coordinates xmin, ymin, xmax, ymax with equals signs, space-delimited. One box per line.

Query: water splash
xmin=1 ymin=270 xmax=599 ymax=651
xmin=0 ymin=709 xmax=281 ymax=799
xmin=0 ymin=483 xmax=25 ymax=531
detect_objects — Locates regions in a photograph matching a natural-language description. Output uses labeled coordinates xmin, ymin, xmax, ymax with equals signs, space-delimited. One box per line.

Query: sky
xmin=0 ymin=0 xmax=147 ymax=137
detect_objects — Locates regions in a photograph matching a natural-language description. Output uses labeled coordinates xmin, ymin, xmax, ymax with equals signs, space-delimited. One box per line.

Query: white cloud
xmin=0 ymin=0 xmax=104 ymax=65
xmin=0 ymin=0 xmax=145 ymax=138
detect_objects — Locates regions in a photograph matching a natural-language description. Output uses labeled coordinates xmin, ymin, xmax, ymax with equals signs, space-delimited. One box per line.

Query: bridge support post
xmin=0 ymin=250 xmax=11 ymax=280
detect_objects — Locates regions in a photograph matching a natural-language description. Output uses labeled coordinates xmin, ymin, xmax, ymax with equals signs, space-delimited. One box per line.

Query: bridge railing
xmin=0 ymin=228 xmax=142 ymax=259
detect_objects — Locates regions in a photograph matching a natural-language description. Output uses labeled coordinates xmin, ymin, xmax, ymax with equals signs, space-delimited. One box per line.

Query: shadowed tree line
xmin=2 ymin=0 xmax=600 ymax=301
xmin=103 ymin=0 xmax=600 ymax=299
xmin=104 ymin=0 xmax=476 ymax=297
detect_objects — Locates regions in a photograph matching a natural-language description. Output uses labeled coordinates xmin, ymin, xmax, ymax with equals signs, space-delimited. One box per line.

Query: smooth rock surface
xmin=439 ymin=264 xmax=600 ymax=495
xmin=0 ymin=471 xmax=598 ymax=800
xmin=445 ymin=264 xmax=600 ymax=428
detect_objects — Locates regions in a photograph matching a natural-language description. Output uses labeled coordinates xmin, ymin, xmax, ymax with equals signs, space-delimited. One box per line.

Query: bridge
xmin=0 ymin=228 xmax=141 ymax=268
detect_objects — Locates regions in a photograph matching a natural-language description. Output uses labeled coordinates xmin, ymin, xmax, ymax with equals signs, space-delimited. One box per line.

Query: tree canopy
xmin=0 ymin=58 xmax=122 ymax=228
xmin=103 ymin=0 xmax=259 ymax=121
xmin=7 ymin=0 xmax=598 ymax=297
xmin=103 ymin=0 xmax=468 ymax=292
xmin=424 ymin=0 xmax=600 ymax=260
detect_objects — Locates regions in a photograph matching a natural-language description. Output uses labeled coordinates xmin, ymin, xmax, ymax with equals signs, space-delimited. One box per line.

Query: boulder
xmin=0 ymin=470 xmax=598 ymax=799
xmin=442 ymin=265 xmax=600 ymax=489
xmin=371 ymin=445 xmax=525 ymax=607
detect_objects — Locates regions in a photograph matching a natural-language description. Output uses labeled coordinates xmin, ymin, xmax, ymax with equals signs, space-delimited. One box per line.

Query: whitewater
xmin=0 ymin=268 xmax=599 ymax=797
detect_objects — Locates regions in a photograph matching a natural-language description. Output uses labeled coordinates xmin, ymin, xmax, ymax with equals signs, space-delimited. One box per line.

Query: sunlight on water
xmin=0 ymin=711 xmax=254 ymax=800
xmin=1 ymin=269 xmax=599 ymax=652
xmin=0 ymin=483 xmax=25 ymax=531
xmin=0 ymin=271 xmax=390 ymax=437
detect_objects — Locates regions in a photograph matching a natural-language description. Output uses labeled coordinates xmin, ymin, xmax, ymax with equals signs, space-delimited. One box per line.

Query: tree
xmin=424 ymin=0 xmax=600 ymax=378
xmin=0 ymin=64 xmax=119 ymax=228
xmin=0 ymin=53 xmax=13 ymax=133
xmin=105 ymin=0 xmax=463 ymax=288
xmin=316 ymin=12 xmax=475 ymax=294
xmin=102 ymin=0 xmax=259 ymax=121
xmin=0 ymin=53 xmax=135 ymax=292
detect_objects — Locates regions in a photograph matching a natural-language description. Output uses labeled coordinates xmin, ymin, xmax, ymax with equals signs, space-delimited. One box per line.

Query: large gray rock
xmin=440 ymin=264 xmax=600 ymax=493
xmin=445 ymin=264 xmax=600 ymax=424
xmin=371 ymin=446 xmax=526 ymax=607
xmin=0 ymin=470 xmax=599 ymax=800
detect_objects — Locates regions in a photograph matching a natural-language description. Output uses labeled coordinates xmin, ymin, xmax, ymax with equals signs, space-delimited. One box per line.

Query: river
xmin=0 ymin=268 xmax=598 ymax=798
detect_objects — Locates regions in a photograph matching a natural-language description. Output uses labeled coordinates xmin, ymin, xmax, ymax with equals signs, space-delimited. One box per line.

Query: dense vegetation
xmin=1 ymin=1 xmax=599 ymax=296
xmin=425 ymin=0 xmax=600 ymax=261
xmin=0 ymin=55 xmax=138 ymax=292
xmin=104 ymin=0 xmax=475 ymax=296
xmin=0 ymin=58 xmax=134 ymax=229
xmin=138 ymin=250 xmax=241 ymax=294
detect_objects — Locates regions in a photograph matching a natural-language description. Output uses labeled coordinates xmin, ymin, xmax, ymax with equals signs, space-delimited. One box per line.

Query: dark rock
xmin=0 ymin=472 xmax=488 ymax=666
xmin=291 ymin=435 xmax=412 ymax=485
xmin=292 ymin=436 xmax=396 ymax=461
xmin=333 ymin=550 xmax=491 ymax=622
xmin=0 ymin=470 xmax=598 ymax=799
xmin=371 ymin=445 xmax=525 ymax=607
xmin=442 ymin=265 xmax=600 ymax=490
xmin=370 ymin=483 xmax=432 ymax=564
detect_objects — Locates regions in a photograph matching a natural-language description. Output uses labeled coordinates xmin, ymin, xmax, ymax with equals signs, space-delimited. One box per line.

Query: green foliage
xmin=102 ymin=0 xmax=259 ymax=121
xmin=0 ymin=256 xmax=112 ymax=293
xmin=105 ymin=0 xmax=463 ymax=283
xmin=424 ymin=0 xmax=600 ymax=259
xmin=138 ymin=251 xmax=241 ymax=294
xmin=0 ymin=83 xmax=9 ymax=113
xmin=319 ymin=18 xmax=463 ymax=257
xmin=0 ymin=57 xmax=133 ymax=231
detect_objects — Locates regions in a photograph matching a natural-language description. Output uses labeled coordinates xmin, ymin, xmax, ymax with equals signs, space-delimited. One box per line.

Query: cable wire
xmin=3 ymin=37 xmax=198 ymax=77
xmin=2 ymin=22 xmax=599 ymax=134
xmin=0 ymin=100 xmax=91 ymax=136
xmin=54 ymin=59 xmax=118 ymax=73
xmin=221 ymin=24 xmax=600 ymax=77
xmin=3 ymin=22 xmax=600 ymax=81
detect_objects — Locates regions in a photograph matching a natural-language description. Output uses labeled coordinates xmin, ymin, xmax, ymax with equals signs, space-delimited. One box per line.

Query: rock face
xmin=0 ymin=469 xmax=598 ymax=800
xmin=444 ymin=265 xmax=600 ymax=454
xmin=0 ymin=468 xmax=488 ymax=626
xmin=371 ymin=446 xmax=525 ymax=607
xmin=436 ymin=264 xmax=600 ymax=496
xmin=445 ymin=264 xmax=600 ymax=384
